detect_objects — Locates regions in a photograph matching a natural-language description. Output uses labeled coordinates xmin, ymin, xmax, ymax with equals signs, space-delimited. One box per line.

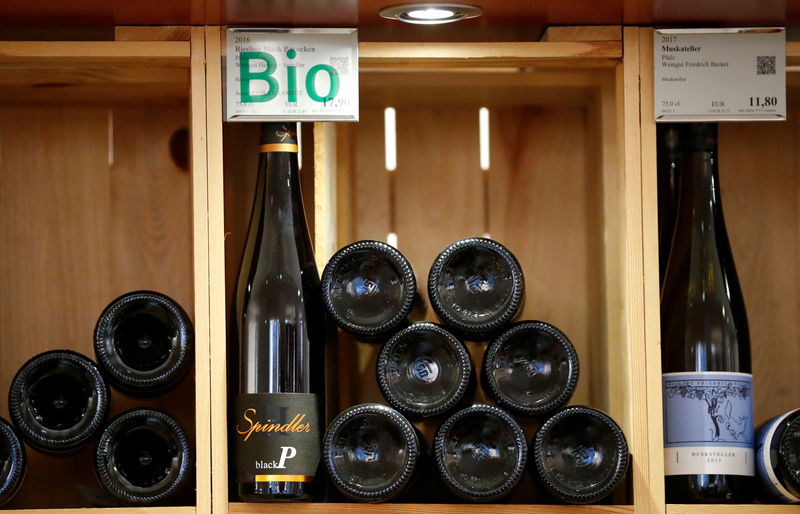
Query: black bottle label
xmin=232 ymin=393 xmax=320 ymax=483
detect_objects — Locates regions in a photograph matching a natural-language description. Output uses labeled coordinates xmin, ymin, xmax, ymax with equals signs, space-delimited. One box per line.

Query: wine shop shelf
xmin=3 ymin=508 xmax=195 ymax=514
xmin=667 ymin=506 xmax=800 ymax=514
xmin=0 ymin=31 xmax=210 ymax=512
xmin=230 ymin=504 xmax=635 ymax=513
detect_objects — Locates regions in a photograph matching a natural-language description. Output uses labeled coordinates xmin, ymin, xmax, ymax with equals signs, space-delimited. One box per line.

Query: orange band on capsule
xmin=254 ymin=474 xmax=314 ymax=483
xmin=259 ymin=143 xmax=298 ymax=153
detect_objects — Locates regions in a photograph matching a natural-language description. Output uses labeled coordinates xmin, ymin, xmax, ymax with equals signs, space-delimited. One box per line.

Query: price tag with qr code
xmin=654 ymin=28 xmax=786 ymax=121
xmin=226 ymin=28 xmax=358 ymax=122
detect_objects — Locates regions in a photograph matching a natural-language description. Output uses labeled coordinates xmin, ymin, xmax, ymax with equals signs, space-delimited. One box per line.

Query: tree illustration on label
xmin=665 ymin=381 xmax=750 ymax=442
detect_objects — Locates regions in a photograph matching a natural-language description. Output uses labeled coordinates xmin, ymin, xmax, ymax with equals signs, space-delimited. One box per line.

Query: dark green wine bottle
xmin=661 ymin=123 xmax=754 ymax=503
xmin=657 ymin=123 xmax=683 ymax=285
xmin=229 ymin=123 xmax=325 ymax=502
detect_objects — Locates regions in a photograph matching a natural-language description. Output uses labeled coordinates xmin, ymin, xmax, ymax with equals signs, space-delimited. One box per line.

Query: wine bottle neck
xmin=257 ymin=151 xmax=307 ymax=237
xmin=681 ymin=148 xmax=725 ymax=225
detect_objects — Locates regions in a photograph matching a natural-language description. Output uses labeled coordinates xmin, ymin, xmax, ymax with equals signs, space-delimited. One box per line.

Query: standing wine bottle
xmin=8 ymin=350 xmax=110 ymax=453
xmin=94 ymin=290 xmax=194 ymax=397
xmin=754 ymin=409 xmax=800 ymax=503
xmin=0 ymin=417 xmax=26 ymax=507
xmin=428 ymin=238 xmax=525 ymax=340
xmin=95 ymin=408 xmax=192 ymax=505
xmin=657 ymin=123 xmax=683 ymax=285
xmin=661 ymin=123 xmax=754 ymax=503
xmin=322 ymin=240 xmax=417 ymax=340
xmin=229 ymin=122 xmax=324 ymax=502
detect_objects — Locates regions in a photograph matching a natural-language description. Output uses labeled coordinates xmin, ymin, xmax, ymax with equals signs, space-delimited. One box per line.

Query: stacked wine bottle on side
xmin=321 ymin=237 xmax=629 ymax=504
xmin=1 ymin=291 xmax=194 ymax=508
xmin=658 ymin=123 xmax=799 ymax=505
xmin=226 ymin=122 xmax=630 ymax=505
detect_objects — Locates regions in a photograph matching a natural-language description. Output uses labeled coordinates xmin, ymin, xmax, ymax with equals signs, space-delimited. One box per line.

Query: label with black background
xmin=233 ymin=393 xmax=320 ymax=482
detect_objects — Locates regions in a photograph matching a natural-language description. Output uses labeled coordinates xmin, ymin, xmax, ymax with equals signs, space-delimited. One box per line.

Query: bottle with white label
xmin=755 ymin=409 xmax=800 ymax=503
xmin=660 ymin=123 xmax=754 ymax=503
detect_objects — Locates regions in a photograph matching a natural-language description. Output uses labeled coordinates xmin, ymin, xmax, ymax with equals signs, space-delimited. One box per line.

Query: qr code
xmin=330 ymin=57 xmax=349 ymax=74
xmin=757 ymin=55 xmax=776 ymax=75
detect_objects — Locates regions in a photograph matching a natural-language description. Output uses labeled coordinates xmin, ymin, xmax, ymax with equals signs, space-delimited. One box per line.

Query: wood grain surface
xmin=359 ymin=42 xmax=621 ymax=69
xmin=636 ymin=27 xmax=666 ymax=514
xmin=719 ymin=118 xmax=800 ymax=425
xmin=189 ymin=26 xmax=212 ymax=514
xmin=230 ymin=503 xmax=635 ymax=513
xmin=328 ymin=67 xmax=631 ymax=506
xmin=0 ymin=103 xmax=195 ymax=508
xmin=0 ymin=41 xmax=190 ymax=66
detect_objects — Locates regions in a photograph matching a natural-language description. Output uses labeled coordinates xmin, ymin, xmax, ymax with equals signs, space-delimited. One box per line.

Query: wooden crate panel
xmin=0 ymin=104 xmax=195 ymax=509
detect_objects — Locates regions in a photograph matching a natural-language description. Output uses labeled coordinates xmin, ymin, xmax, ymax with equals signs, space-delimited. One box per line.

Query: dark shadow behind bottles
xmin=322 ymin=240 xmax=419 ymax=341
xmin=94 ymin=290 xmax=194 ymax=397
xmin=376 ymin=322 xmax=474 ymax=419
xmin=228 ymin=122 xmax=326 ymax=502
xmin=8 ymin=350 xmax=110 ymax=454
xmin=95 ymin=408 xmax=192 ymax=506
xmin=482 ymin=321 xmax=579 ymax=417
xmin=532 ymin=405 xmax=628 ymax=504
xmin=428 ymin=238 xmax=525 ymax=341
xmin=0 ymin=417 xmax=26 ymax=507
xmin=660 ymin=123 xmax=754 ymax=503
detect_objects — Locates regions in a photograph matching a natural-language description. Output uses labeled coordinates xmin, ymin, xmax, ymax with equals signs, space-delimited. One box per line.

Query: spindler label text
xmin=236 ymin=409 xmax=311 ymax=441
xmin=233 ymin=393 xmax=320 ymax=482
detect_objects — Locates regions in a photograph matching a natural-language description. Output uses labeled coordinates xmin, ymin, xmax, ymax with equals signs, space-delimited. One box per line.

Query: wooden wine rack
xmin=0 ymin=24 xmax=798 ymax=514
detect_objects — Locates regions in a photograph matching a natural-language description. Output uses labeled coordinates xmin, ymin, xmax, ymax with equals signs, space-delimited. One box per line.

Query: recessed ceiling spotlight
xmin=380 ymin=3 xmax=483 ymax=25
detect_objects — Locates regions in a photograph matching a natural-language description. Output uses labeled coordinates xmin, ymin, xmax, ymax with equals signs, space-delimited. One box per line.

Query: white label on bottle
xmin=664 ymin=446 xmax=754 ymax=476
xmin=662 ymin=371 xmax=754 ymax=476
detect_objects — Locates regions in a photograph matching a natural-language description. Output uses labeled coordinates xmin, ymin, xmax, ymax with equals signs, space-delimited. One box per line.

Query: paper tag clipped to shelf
xmin=654 ymin=28 xmax=786 ymax=121
xmin=226 ymin=28 xmax=359 ymax=122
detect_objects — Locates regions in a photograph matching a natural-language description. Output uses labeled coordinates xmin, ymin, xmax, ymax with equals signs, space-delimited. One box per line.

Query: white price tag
xmin=226 ymin=28 xmax=359 ymax=122
xmin=654 ymin=28 xmax=786 ymax=121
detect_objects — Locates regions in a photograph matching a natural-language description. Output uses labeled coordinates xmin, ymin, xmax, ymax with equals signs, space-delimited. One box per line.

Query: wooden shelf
xmin=359 ymin=41 xmax=622 ymax=69
xmin=667 ymin=506 xmax=800 ymax=514
xmin=0 ymin=41 xmax=190 ymax=66
xmin=230 ymin=504 xmax=635 ymax=513
xmin=0 ymin=29 xmax=210 ymax=513
xmin=3 ymin=508 xmax=196 ymax=514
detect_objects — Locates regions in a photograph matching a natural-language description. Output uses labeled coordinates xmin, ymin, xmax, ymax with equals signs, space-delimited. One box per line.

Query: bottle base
xmin=665 ymin=474 xmax=754 ymax=503
xmin=238 ymin=482 xmax=313 ymax=502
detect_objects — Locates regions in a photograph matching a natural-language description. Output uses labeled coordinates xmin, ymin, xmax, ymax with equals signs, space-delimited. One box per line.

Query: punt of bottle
xmin=322 ymin=240 xmax=418 ymax=340
xmin=532 ymin=405 xmax=629 ymax=504
xmin=9 ymin=350 xmax=110 ymax=453
xmin=0 ymin=417 xmax=26 ymax=507
xmin=428 ymin=238 xmax=525 ymax=340
xmin=94 ymin=290 xmax=194 ymax=397
xmin=482 ymin=321 xmax=579 ymax=417
xmin=376 ymin=322 xmax=474 ymax=418
xmin=434 ymin=404 xmax=528 ymax=502
xmin=323 ymin=403 xmax=420 ymax=502
xmin=95 ymin=408 xmax=192 ymax=505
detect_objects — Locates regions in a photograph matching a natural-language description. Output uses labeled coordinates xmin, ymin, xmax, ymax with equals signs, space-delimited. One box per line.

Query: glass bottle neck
xmin=258 ymin=151 xmax=306 ymax=236
xmin=682 ymin=149 xmax=723 ymax=223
